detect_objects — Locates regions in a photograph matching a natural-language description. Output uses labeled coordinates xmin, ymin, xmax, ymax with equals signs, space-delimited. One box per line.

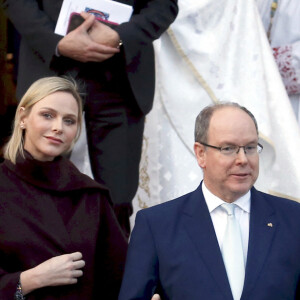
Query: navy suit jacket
xmin=119 ymin=183 xmax=300 ymax=300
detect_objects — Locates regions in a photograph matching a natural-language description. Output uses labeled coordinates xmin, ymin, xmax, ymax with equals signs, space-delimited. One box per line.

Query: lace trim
xmin=273 ymin=45 xmax=300 ymax=95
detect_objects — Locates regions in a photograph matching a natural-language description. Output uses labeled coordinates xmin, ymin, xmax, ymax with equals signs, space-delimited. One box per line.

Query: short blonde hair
xmin=4 ymin=76 xmax=83 ymax=163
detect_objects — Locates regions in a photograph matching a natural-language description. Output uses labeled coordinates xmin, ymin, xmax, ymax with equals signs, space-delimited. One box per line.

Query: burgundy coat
xmin=0 ymin=153 xmax=128 ymax=299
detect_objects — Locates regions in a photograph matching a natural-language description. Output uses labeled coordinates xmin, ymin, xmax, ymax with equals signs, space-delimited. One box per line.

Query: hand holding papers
xmin=55 ymin=0 xmax=133 ymax=36
xmin=57 ymin=13 xmax=120 ymax=62
xmin=81 ymin=12 xmax=121 ymax=47
xmin=67 ymin=12 xmax=119 ymax=33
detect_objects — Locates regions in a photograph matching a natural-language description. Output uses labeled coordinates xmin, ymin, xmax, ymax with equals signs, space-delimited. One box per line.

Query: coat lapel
xmin=40 ymin=196 xmax=73 ymax=251
xmin=66 ymin=194 xmax=100 ymax=252
xmin=242 ymin=188 xmax=277 ymax=299
xmin=182 ymin=184 xmax=233 ymax=299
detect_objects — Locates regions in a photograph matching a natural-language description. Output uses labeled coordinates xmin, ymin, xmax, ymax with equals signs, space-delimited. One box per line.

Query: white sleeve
xmin=273 ymin=41 xmax=300 ymax=95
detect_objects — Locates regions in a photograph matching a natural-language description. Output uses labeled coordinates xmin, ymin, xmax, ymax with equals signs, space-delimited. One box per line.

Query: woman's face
xmin=21 ymin=91 xmax=79 ymax=161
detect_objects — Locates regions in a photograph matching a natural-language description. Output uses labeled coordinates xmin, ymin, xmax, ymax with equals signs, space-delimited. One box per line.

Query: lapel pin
xmin=267 ymin=223 xmax=273 ymax=227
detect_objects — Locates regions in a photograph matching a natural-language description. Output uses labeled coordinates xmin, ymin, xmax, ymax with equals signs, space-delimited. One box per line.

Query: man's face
xmin=194 ymin=107 xmax=259 ymax=202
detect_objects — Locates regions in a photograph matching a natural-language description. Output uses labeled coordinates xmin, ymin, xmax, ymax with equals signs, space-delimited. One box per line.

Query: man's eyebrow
xmin=220 ymin=140 xmax=258 ymax=145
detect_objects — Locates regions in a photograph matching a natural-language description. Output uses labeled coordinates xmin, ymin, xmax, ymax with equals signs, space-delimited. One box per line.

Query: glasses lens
xmin=244 ymin=145 xmax=257 ymax=154
xmin=221 ymin=144 xmax=262 ymax=156
xmin=220 ymin=146 xmax=238 ymax=155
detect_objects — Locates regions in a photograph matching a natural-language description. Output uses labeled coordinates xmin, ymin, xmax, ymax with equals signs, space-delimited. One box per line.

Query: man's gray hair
xmin=194 ymin=102 xmax=258 ymax=143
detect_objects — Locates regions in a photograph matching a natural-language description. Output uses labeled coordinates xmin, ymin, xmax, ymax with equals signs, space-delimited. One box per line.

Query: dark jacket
xmin=0 ymin=153 xmax=128 ymax=299
xmin=1 ymin=0 xmax=178 ymax=114
xmin=119 ymin=182 xmax=300 ymax=300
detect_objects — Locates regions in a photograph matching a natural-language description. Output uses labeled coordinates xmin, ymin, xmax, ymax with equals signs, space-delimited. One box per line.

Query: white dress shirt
xmin=202 ymin=183 xmax=251 ymax=262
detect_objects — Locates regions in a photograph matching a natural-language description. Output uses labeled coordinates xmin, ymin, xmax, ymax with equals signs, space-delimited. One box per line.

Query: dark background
xmin=0 ymin=7 xmax=19 ymax=160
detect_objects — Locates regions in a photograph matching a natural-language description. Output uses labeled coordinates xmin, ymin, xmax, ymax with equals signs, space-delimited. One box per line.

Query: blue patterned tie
xmin=221 ymin=203 xmax=245 ymax=300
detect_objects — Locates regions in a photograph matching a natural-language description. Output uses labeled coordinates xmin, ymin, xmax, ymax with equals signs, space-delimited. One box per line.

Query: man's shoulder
xmin=253 ymin=188 xmax=300 ymax=215
xmin=132 ymin=190 xmax=199 ymax=237
xmin=137 ymin=189 xmax=197 ymax=219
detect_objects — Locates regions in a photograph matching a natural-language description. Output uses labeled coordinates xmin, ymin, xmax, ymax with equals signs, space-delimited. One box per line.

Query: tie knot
xmin=222 ymin=203 xmax=236 ymax=216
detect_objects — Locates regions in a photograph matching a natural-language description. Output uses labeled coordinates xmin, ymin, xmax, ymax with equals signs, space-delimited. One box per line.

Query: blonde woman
xmin=0 ymin=77 xmax=127 ymax=299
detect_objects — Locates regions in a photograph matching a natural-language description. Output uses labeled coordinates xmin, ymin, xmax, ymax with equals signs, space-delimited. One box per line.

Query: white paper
xmin=55 ymin=0 xmax=133 ymax=36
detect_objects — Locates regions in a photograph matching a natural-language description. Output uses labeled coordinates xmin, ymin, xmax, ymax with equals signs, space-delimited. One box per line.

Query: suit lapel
xmin=242 ymin=188 xmax=277 ymax=299
xmin=182 ymin=183 xmax=233 ymax=299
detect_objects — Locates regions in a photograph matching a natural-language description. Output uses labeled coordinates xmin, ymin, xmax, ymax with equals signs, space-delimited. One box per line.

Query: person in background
xmin=119 ymin=102 xmax=300 ymax=300
xmin=1 ymin=0 xmax=178 ymax=237
xmin=0 ymin=76 xmax=127 ymax=300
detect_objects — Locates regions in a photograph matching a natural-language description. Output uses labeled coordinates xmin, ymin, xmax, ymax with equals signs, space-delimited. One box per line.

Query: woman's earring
xmin=20 ymin=123 xmax=25 ymax=129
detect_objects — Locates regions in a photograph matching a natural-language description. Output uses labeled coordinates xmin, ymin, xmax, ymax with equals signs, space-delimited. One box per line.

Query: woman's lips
xmin=45 ymin=136 xmax=63 ymax=143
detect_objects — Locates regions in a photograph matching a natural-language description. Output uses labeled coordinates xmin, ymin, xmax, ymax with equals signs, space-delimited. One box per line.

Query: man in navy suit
xmin=119 ymin=102 xmax=300 ymax=300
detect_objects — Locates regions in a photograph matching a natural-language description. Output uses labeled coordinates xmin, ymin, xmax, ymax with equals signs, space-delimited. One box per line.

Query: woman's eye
xmin=64 ymin=119 xmax=76 ymax=125
xmin=42 ymin=113 xmax=52 ymax=119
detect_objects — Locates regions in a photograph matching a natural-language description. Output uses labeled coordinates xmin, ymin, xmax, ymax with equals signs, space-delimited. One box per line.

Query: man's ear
xmin=194 ymin=142 xmax=206 ymax=169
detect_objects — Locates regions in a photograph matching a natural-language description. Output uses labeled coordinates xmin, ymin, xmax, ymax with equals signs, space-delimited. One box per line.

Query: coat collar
xmin=4 ymin=151 xmax=108 ymax=192
xmin=2 ymin=151 xmax=109 ymax=253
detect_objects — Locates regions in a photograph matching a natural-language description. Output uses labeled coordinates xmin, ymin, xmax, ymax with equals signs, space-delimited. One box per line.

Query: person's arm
xmin=115 ymin=0 xmax=178 ymax=66
xmin=57 ymin=13 xmax=120 ymax=63
xmin=81 ymin=0 xmax=178 ymax=51
xmin=1 ymin=0 xmax=120 ymax=65
xmin=118 ymin=211 xmax=160 ymax=300
xmin=272 ymin=40 xmax=300 ymax=95
xmin=1 ymin=0 xmax=62 ymax=67
xmin=79 ymin=12 xmax=121 ymax=49
xmin=74 ymin=0 xmax=178 ymax=65
xmin=116 ymin=0 xmax=178 ymax=46
xmin=0 ymin=252 xmax=85 ymax=298
xmin=20 ymin=252 xmax=85 ymax=295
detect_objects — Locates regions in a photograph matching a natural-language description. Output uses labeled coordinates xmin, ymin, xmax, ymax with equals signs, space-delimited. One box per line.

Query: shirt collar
xmin=202 ymin=181 xmax=251 ymax=213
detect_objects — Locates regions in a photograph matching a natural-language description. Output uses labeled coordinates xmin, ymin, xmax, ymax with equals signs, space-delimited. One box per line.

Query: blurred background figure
xmin=0 ymin=10 xmax=19 ymax=158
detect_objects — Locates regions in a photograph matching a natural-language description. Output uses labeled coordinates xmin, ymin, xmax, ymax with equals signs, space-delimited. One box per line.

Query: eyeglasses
xmin=200 ymin=142 xmax=263 ymax=156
